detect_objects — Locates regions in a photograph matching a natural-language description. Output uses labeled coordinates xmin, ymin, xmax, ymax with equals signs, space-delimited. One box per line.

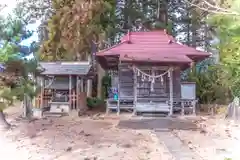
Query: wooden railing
xmin=35 ymin=89 xmax=86 ymax=111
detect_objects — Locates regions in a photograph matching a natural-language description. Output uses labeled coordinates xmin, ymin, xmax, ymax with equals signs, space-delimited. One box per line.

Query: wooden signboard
xmin=181 ymin=82 xmax=196 ymax=100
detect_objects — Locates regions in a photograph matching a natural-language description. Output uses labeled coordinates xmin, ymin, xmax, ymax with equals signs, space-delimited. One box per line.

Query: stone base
xmin=49 ymin=103 xmax=70 ymax=113
xmin=32 ymin=108 xmax=43 ymax=119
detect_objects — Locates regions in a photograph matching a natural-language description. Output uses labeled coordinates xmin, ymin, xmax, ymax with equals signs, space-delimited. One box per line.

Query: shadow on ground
xmin=118 ymin=117 xmax=199 ymax=131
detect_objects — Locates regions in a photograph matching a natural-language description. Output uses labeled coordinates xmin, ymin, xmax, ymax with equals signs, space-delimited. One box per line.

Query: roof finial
xmin=164 ymin=29 xmax=173 ymax=44
xmin=164 ymin=29 xmax=167 ymax=34
xmin=127 ymin=30 xmax=131 ymax=43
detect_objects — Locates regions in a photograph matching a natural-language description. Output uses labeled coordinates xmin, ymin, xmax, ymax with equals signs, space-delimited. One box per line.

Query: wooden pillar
xmin=78 ymin=77 xmax=87 ymax=115
xmin=133 ymin=65 xmax=137 ymax=115
xmin=106 ymin=100 xmax=109 ymax=114
xmin=181 ymin=101 xmax=185 ymax=116
xmin=168 ymin=67 xmax=173 ymax=116
xmin=106 ymin=71 xmax=111 ymax=115
xmin=69 ymin=75 xmax=72 ymax=109
xmin=117 ymin=62 xmax=121 ymax=115
xmin=192 ymin=100 xmax=196 ymax=115
xmin=40 ymin=77 xmax=44 ymax=108
xmin=80 ymin=78 xmax=84 ymax=92
xmin=76 ymin=76 xmax=79 ymax=109
xmin=87 ymin=79 xmax=92 ymax=97
xmin=32 ymin=75 xmax=36 ymax=108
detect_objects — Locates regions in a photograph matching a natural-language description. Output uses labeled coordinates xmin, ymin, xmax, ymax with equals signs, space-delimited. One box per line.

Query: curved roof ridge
xmin=120 ymin=29 xmax=175 ymax=44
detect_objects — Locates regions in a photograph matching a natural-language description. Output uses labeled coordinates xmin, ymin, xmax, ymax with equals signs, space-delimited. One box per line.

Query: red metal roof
xmin=97 ymin=30 xmax=210 ymax=63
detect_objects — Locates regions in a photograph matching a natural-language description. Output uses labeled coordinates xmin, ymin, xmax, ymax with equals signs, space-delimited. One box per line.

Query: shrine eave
xmin=97 ymin=54 xmax=192 ymax=70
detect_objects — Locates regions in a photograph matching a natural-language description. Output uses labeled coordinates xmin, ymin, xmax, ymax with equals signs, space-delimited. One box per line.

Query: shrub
xmin=86 ymin=97 xmax=105 ymax=110
xmin=185 ymin=64 xmax=232 ymax=104
xmin=101 ymin=74 xmax=111 ymax=99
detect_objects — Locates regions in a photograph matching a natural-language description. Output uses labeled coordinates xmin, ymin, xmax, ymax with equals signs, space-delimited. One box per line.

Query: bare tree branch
xmin=184 ymin=0 xmax=240 ymax=15
xmin=202 ymin=0 xmax=230 ymax=12
xmin=0 ymin=4 xmax=7 ymax=12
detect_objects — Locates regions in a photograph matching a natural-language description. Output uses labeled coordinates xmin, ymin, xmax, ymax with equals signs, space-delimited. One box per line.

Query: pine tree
xmin=0 ymin=9 xmax=41 ymax=130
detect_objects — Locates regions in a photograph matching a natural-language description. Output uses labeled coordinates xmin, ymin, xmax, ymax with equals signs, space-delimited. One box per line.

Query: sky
xmin=0 ymin=0 xmax=16 ymax=15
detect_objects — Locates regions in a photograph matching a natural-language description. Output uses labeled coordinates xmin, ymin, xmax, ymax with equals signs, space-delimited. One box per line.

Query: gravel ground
xmin=2 ymin=107 xmax=239 ymax=160
xmin=173 ymin=116 xmax=240 ymax=160
xmin=0 ymin=108 xmax=162 ymax=160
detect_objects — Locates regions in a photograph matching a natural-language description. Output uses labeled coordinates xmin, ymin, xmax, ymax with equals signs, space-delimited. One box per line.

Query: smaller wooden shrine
xmin=35 ymin=61 xmax=93 ymax=113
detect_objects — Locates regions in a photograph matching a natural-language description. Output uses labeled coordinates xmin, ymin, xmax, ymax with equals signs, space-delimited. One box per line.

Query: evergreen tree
xmin=208 ymin=0 xmax=240 ymax=97
xmin=0 ymin=8 xmax=41 ymax=130
xmin=38 ymin=0 xmax=116 ymax=61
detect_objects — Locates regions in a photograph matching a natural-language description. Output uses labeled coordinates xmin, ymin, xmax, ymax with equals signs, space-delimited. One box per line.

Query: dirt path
xmin=119 ymin=117 xmax=201 ymax=160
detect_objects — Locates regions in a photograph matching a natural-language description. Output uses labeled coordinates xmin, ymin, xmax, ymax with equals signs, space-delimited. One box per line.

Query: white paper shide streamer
xmin=135 ymin=67 xmax=172 ymax=92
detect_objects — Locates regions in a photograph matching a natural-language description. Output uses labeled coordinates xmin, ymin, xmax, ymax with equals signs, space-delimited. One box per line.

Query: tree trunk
xmin=97 ymin=63 xmax=105 ymax=99
xmin=22 ymin=100 xmax=26 ymax=118
xmin=26 ymin=96 xmax=33 ymax=118
xmin=78 ymin=92 xmax=87 ymax=116
xmin=0 ymin=110 xmax=10 ymax=130
xmin=87 ymin=54 xmax=93 ymax=97
xmin=123 ymin=0 xmax=132 ymax=30
xmin=22 ymin=95 xmax=33 ymax=119
xmin=158 ymin=0 xmax=168 ymax=26
xmin=191 ymin=10 xmax=198 ymax=48
xmin=186 ymin=7 xmax=190 ymax=46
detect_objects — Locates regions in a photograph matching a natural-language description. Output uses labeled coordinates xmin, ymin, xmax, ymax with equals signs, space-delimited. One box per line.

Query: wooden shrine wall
xmin=35 ymin=76 xmax=87 ymax=111
xmin=109 ymin=64 xmax=181 ymax=102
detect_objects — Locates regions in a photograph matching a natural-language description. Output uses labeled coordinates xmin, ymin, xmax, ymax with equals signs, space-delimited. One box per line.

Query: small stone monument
xmin=226 ymin=97 xmax=240 ymax=121
xmin=32 ymin=108 xmax=43 ymax=119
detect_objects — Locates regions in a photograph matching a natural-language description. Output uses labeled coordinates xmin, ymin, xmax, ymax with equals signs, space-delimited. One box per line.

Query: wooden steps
xmin=141 ymin=113 xmax=168 ymax=117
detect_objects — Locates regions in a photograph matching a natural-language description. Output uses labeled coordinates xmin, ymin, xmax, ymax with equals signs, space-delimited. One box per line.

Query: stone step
xmin=141 ymin=113 xmax=168 ymax=117
xmin=43 ymin=111 xmax=68 ymax=117
xmin=155 ymin=131 xmax=202 ymax=160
